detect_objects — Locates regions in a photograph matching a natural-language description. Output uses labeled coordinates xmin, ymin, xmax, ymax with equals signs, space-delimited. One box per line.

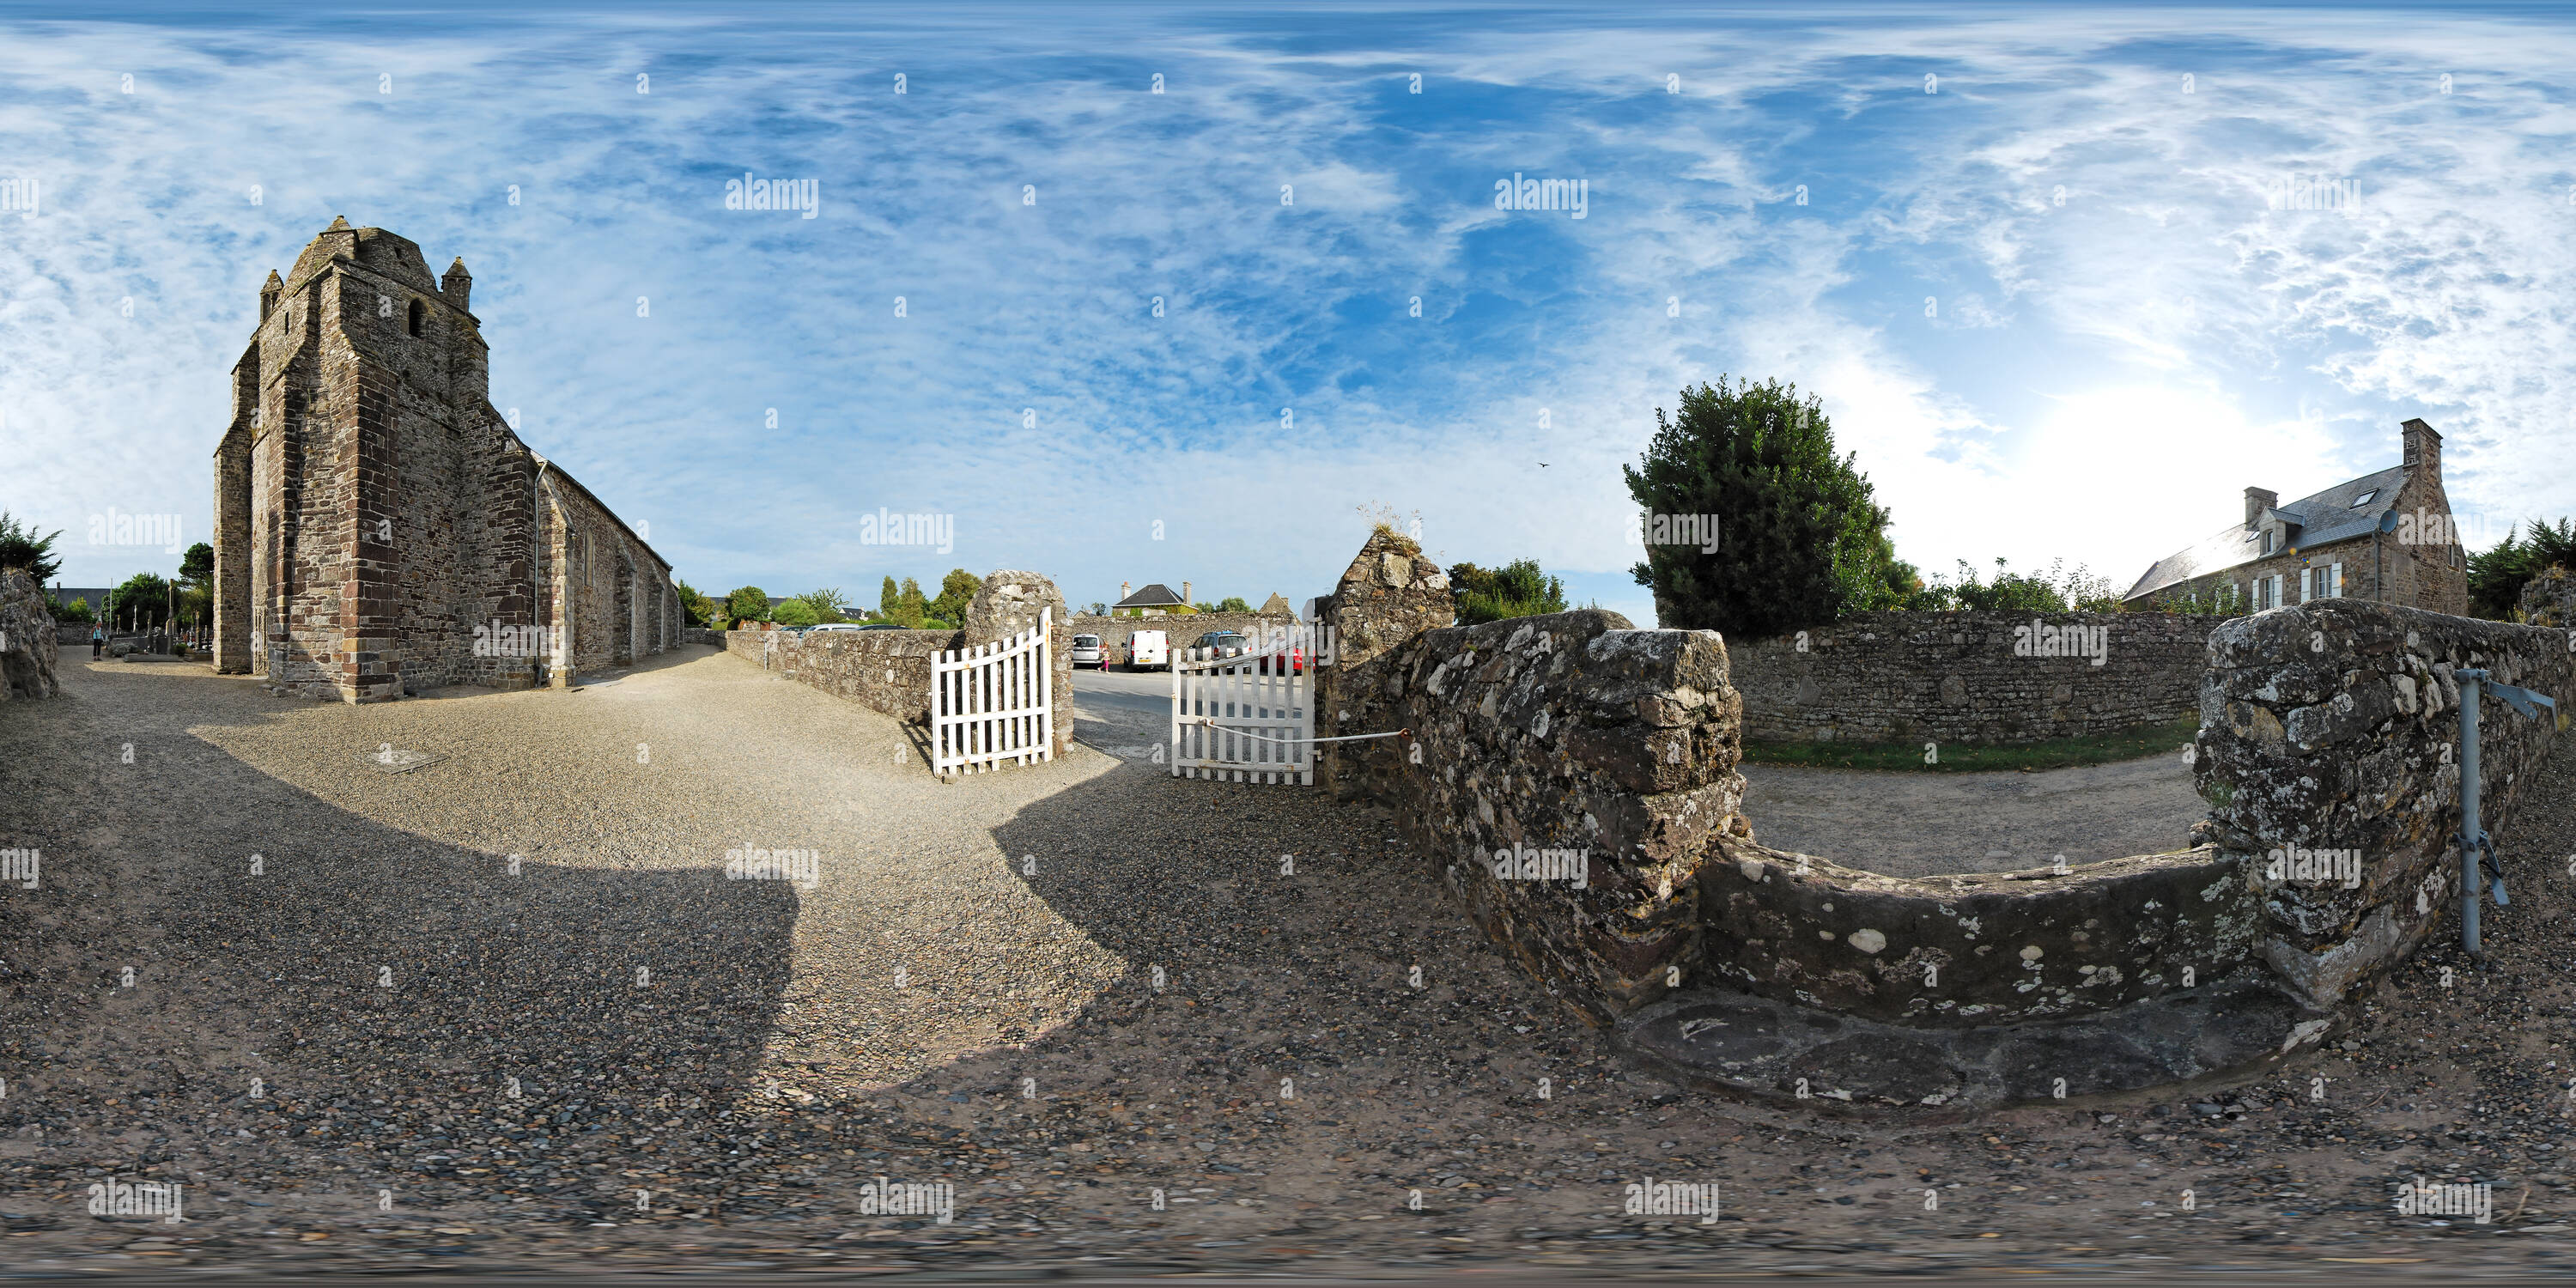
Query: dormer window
xmin=407 ymin=298 xmax=426 ymax=337
xmin=2260 ymin=530 xmax=2275 ymax=556
xmin=2350 ymin=489 xmax=2378 ymax=508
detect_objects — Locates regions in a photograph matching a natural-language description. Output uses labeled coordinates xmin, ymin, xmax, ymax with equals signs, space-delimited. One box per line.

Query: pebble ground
xmin=3 ymin=647 xmax=2576 ymax=1279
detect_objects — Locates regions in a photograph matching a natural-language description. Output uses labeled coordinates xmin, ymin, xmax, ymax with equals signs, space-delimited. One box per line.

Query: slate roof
xmin=1113 ymin=582 xmax=1187 ymax=608
xmin=2123 ymin=465 xmax=2408 ymax=601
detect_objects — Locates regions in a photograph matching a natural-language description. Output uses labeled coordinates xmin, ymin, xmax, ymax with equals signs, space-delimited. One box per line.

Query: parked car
xmin=1192 ymin=629 xmax=1303 ymax=674
xmin=1190 ymin=630 xmax=1247 ymax=659
xmin=805 ymin=622 xmax=873 ymax=634
xmin=1071 ymin=634 xmax=1104 ymax=668
xmin=1127 ymin=629 xmax=1169 ymax=671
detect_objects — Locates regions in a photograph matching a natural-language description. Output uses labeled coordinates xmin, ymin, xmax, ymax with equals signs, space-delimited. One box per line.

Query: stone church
xmin=212 ymin=219 xmax=681 ymax=702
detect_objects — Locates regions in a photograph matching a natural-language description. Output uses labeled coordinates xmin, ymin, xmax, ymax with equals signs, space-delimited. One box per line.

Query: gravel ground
xmin=5 ymin=648 xmax=2576 ymax=1279
xmin=1740 ymin=756 xmax=2208 ymax=878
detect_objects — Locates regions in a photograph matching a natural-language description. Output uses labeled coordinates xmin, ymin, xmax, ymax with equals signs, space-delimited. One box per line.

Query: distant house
xmin=1112 ymin=580 xmax=1193 ymax=617
xmin=2122 ymin=418 xmax=2467 ymax=615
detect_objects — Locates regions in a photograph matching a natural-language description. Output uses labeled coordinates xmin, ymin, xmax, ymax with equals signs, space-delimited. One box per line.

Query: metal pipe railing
xmin=2455 ymin=667 xmax=2557 ymax=958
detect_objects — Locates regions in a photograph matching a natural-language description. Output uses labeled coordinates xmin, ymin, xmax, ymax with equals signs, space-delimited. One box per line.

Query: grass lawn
xmin=1741 ymin=715 xmax=2202 ymax=773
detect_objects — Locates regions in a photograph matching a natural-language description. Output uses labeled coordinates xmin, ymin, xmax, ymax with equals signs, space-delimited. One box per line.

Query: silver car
xmin=1071 ymin=634 xmax=1104 ymax=668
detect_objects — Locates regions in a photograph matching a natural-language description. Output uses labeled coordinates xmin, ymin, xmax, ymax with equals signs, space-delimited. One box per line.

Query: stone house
xmin=211 ymin=219 xmax=681 ymax=702
xmin=1110 ymin=580 xmax=1192 ymax=617
xmin=2122 ymin=418 xmax=2467 ymax=615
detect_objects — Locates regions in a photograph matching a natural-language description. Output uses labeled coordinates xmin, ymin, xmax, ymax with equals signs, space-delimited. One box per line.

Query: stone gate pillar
xmin=963 ymin=570 xmax=1070 ymax=756
xmin=1317 ymin=526 xmax=1453 ymax=797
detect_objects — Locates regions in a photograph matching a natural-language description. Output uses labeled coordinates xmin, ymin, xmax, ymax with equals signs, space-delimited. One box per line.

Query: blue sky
xmin=7 ymin=3 xmax=2576 ymax=625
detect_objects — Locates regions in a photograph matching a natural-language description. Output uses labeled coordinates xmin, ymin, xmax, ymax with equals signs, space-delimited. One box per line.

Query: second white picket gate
xmin=930 ymin=608 xmax=1054 ymax=780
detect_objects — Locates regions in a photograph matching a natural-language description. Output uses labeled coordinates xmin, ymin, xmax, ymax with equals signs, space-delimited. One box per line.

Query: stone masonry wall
xmin=723 ymin=571 xmax=1066 ymax=739
xmin=1 ymin=571 xmax=61 ymax=701
xmin=1732 ymin=611 xmax=2213 ymax=745
xmin=1330 ymin=607 xmax=1751 ymax=1024
xmin=727 ymin=627 xmax=959 ymax=726
xmin=1700 ymin=841 xmax=2263 ymax=1027
xmin=963 ymin=572 xmax=1070 ymax=756
xmin=2194 ymin=600 xmax=2573 ymax=1009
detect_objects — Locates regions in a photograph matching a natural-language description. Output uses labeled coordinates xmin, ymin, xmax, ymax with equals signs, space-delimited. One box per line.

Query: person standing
xmin=90 ymin=624 xmax=104 ymax=659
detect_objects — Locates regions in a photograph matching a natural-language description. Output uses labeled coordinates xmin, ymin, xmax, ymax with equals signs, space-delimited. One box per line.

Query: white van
xmin=1127 ymin=629 xmax=1169 ymax=671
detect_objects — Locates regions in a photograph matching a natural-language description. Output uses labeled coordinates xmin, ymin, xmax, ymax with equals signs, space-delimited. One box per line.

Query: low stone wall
xmin=1066 ymin=611 xmax=1295 ymax=665
xmin=683 ymin=627 xmax=725 ymax=647
xmin=2194 ymin=600 xmax=2574 ymax=1008
xmin=1732 ymin=611 xmax=2214 ymax=745
xmin=1330 ymin=606 xmax=1751 ymax=1024
xmin=3 ymin=571 xmax=62 ymax=700
xmin=725 ymin=627 xmax=957 ymax=724
xmin=721 ymin=571 xmax=1069 ymax=746
xmin=1700 ymin=841 xmax=2262 ymax=1027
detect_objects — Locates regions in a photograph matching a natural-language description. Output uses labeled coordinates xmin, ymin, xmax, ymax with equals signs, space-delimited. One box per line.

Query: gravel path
xmin=1741 ymin=755 xmax=2208 ymax=877
xmin=7 ymin=649 xmax=2576 ymax=1277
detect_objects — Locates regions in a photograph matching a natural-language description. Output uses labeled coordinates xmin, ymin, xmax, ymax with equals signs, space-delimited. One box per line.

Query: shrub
xmin=46 ymin=594 xmax=93 ymax=623
xmin=0 ymin=511 xmax=62 ymax=581
xmin=771 ymin=598 xmax=821 ymax=628
xmin=1448 ymin=559 xmax=1571 ymax=625
xmin=2469 ymin=518 xmax=2576 ymax=619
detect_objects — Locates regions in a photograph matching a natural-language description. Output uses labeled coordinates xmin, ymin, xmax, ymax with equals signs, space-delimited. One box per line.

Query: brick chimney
xmin=2245 ymin=487 xmax=2277 ymax=530
xmin=2402 ymin=417 xmax=2441 ymax=485
xmin=1120 ymin=580 xmax=1130 ymax=602
xmin=441 ymin=257 xmax=472 ymax=312
xmin=1182 ymin=580 xmax=1192 ymax=605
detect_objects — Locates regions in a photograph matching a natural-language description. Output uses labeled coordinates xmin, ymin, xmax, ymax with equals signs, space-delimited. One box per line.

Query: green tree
xmin=892 ymin=577 xmax=928 ymax=629
xmin=927 ymin=569 xmax=981 ymax=624
xmin=109 ymin=573 xmax=173 ymax=629
xmin=880 ymin=575 xmax=902 ymax=621
xmin=673 ymin=580 xmax=718 ymax=627
xmin=1212 ymin=595 xmax=1251 ymax=613
xmin=724 ymin=585 xmax=771 ymax=625
xmin=179 ymin=542 xmax=215 ymax=588
xmin=794 ymin=586 xmax=851 ymax=623
xmin=1448 ymin=559 xmax=1571 ymax=625
xmin=0 ymin=511 xmax=63 ymax=581
xmin=46 ymin=594 xmax=94 ymax=623
xmin=1625 ymin=378 xmax=1899 ymax=635
xmin=2469 ymin=518 xmax=2576 ymax=619
xmin=771 ymin=598 xmax=821 ymax=627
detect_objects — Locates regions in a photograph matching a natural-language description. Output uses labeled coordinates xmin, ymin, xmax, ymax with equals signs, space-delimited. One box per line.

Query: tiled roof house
xmin=2122 ymin=418 xmax=2467 ymax=616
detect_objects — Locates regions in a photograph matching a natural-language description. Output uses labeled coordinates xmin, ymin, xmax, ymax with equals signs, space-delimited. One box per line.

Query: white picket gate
xmin=1170 ymin=622 xmax=1333 ymax=785
xmin=931 ymin=608 xmax=1054 ymax=780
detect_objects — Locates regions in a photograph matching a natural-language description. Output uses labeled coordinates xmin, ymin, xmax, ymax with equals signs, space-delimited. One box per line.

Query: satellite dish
xmin=2379 ymin=510 xmax=2402 ymax=534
